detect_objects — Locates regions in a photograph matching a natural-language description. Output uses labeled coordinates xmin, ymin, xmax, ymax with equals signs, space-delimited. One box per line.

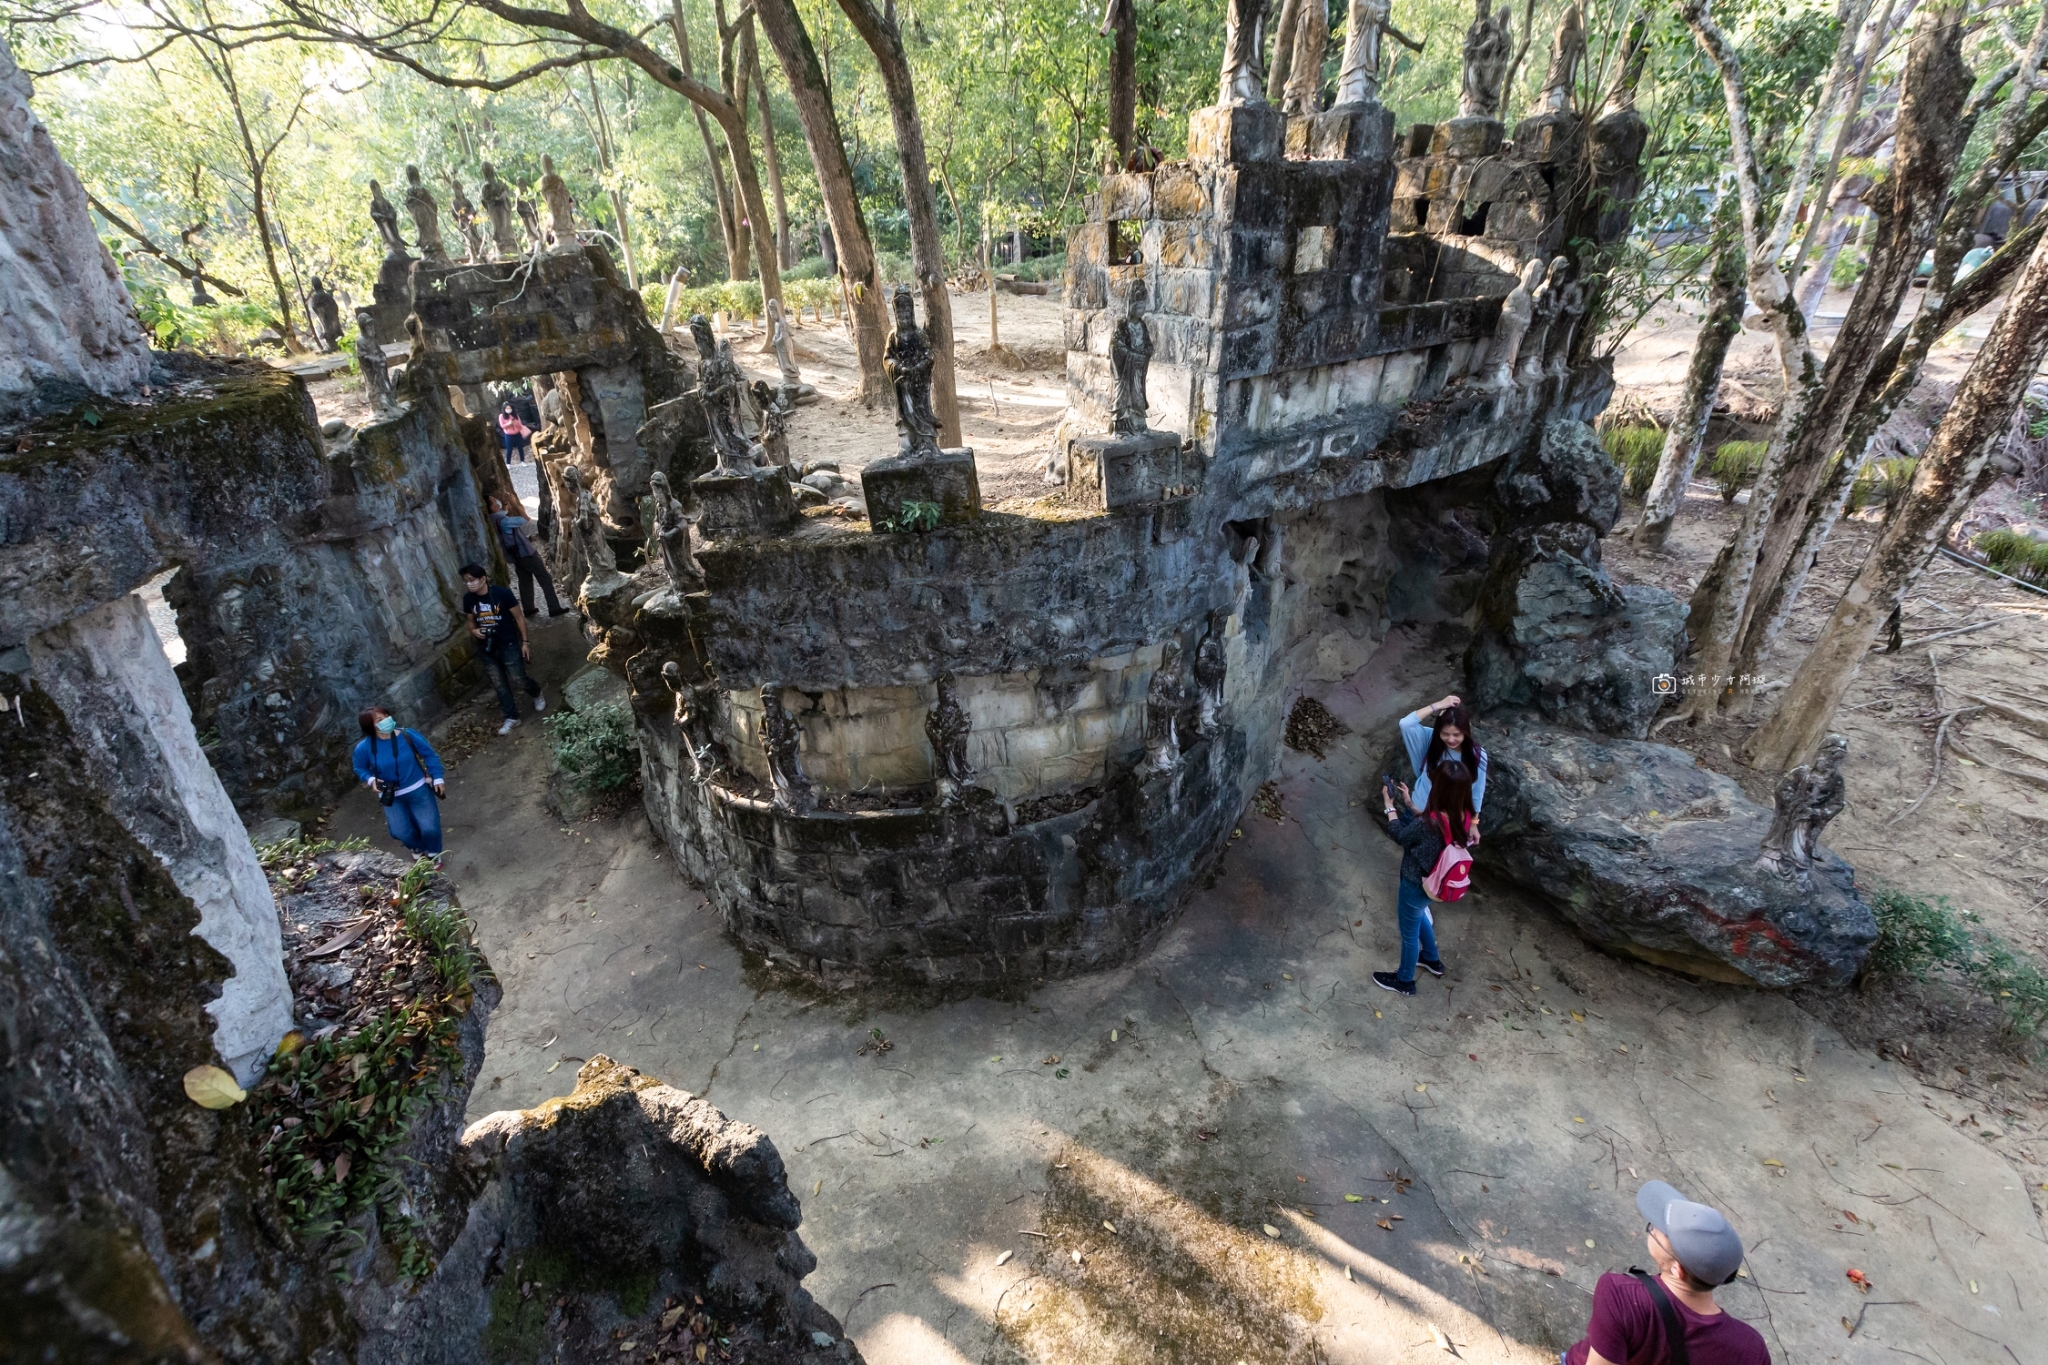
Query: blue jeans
xmin=383 ymin=785 xmax=442 ymax=856
xmin=1397 ymin=877 xmax=1438 ymax=983
xmin=481 ymin=640 xmax=541 ymax=720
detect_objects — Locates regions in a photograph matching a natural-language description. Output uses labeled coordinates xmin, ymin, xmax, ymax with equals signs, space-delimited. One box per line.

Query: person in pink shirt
xmin=498 ymin=402 xmax=532 ymax=463
xmin=1564 ymin=1181 xmax=1771 ymax=1365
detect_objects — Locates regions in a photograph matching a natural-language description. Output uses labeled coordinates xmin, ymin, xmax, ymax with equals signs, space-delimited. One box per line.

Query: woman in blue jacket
xmin=352 ymin=707 xmax=447 ymax=864
xmin=1399 ymin=693 xmax=1486 ymax=844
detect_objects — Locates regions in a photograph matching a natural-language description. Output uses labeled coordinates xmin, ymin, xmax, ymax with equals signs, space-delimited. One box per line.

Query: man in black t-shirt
xmin=461 ymin=564 xmax=547 ymax=735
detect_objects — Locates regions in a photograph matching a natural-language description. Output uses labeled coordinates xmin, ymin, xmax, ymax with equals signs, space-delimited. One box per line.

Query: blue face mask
xmin=376 ymin=717 xmax=398 ymax=736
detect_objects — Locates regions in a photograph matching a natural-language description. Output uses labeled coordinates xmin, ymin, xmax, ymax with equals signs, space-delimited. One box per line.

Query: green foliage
xmin=257 ymin=835 xmax=371 ymax=870
xmin=1974 ymin=529 xmax=2048 ymax=584
xmin=1602 ymin=425 xmax=1666 ymax=496
xmin=1830 ymin=247 xmax=1867 ymax=290
xmin=1847 ymin=456 xmax=1919 ymax=516
xmin=1867 ymin=888 xmax=2048 ymax=1046
xmin=545 ymin=702 xmax=640 ymax=795
xmin=1709 ymin=440 xmax=1768 ymax=502
xmin=875 ymin=500 xmax=944 ymax=533
xmin=782 ymin=254 xmax=835 ymax=281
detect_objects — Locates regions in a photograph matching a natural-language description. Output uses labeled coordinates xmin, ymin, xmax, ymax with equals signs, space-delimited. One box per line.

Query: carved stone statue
xmin=1458 ymin=0 xmax=1513 ymax=119
xmin=562 ymin=462 xmax=618 ymax=581
xmin=448 ymin=176 xmax=484 ymax=262
xmin=767 ymin=297 xmax=802 ymax=392
xmin=1144 ymin=640 xmax=1187 ymax=774
xmin=690 ymin=314 xmax=759 ymax=475
xmin=1479 ymin=258 xmax=1544 ymax=389
xmin=648 ymin=471 xmax=701 ymax=594
xmin=1516 ymin=256 xmax=1569 ymax=385
xmin=884 ymin=286 xmax=941 ymax=457
xmin=540 ymin=155 xmax=577 ymax=249
xmin=1193 ymin=608 xmax=1229 ymax=737
xmin=1334 ymin=0 xmax=1420 ymax=106
xmin=1758 ymin=734 xmax=1849 ymax=893
xmin=308 ymin=277 xmax=342 ymax=352
xmin=662 ymin=662 xmax=731 ymax=783
xmin=925 ymin=672 xmax=975 ymax=804
xmin=1545 ymin=271 xmax=1588 ymax=375
xmin=1109 ymin=310 xmax=1153 ymax=435
xmin=750 ymin=381 xmax=793 ymax=472
xmin=517 ymin=197 xmax=543 ymax=249
xmin=1281 ymin=0 xmax=1329 ymax=115
xmin=760 ymin=684 xmax=814 ymax=813
xmin=356 ymin=313 xmax=401 ymax=419
xmin=1536 ymin=0 xmax=1586 ymax=113
xmin=402 ymin=165 xmax=448 ymax=263
xmin=368 ymin=179 xmax=409 ymax=259
xmin=1219 ymin=0 xmax=1268 ymax=105
xmin=480 ymin=163 xmax=520 ymax=258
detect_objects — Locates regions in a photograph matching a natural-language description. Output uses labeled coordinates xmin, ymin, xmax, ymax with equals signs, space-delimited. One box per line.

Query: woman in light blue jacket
xmin=1399 ymin=693 xmax=1486 ymax=844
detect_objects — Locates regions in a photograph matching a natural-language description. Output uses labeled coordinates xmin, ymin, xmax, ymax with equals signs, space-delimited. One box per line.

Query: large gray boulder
xmin=1467 ymin=522 xmax=1685 ymax=738
xmin=1462 ymin=721 xmax=1876 ymax=987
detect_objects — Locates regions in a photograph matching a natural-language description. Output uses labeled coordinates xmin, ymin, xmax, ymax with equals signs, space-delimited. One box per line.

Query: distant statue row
xmin=1476 ymin=255 xmax=1587 ymax=390
xmin=1219 ymin=0 xmax=1582 ymax=123
xmin=366 ymin=156 xmax=581 ymax=265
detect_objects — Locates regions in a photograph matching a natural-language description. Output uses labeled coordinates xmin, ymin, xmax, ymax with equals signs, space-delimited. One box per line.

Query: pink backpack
xmin=1423 ymin=812 xmax=1474 ymax=902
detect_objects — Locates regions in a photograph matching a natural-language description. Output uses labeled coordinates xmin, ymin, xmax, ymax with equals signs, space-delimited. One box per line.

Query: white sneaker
xmin=534 ymin=691 xmax=547 ymax=713
xmin=498 ymin=718 xmax=519 ymax=736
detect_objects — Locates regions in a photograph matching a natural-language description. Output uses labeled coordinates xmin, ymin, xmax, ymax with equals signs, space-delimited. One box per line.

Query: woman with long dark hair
xmin=351 ymin=706 xmax=447 ymax=866
xmin=1374 ymin=761 xmax=1476 ymax=995
xmin=1400 ymin=693 xmax=1487 ymax=845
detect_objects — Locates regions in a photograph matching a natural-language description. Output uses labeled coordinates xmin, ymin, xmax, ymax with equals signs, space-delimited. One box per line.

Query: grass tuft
xmin=1973 ymin=528 xmax=2048 ymax=583
xmin=1601 ymin=425 xmax=1666 ymax=497
xmin=1708 ymin=440 xmax=1768 ymax=502
xmin=1867 ymin=887 xmax=2048 ymax=1047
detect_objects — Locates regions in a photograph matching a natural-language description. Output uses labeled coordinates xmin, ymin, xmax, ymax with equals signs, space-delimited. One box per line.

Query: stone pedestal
xmin=1188 ymin=102 xmax=1286 ymax=164
xmin=861 ymin=448 xmax=983 ymax=529
xmin=1437 ymin=115 xmax=1505 ymax=159
xmin=1512 ymin=110 xmax=1582 ymax=164
xmin=695 ymin=466 xmax=796 ymax=539
xmin=1070 ymin=430 xmax=1194 ymax=511
xmin=1298 ymin=101 xmax=1396 ymax=162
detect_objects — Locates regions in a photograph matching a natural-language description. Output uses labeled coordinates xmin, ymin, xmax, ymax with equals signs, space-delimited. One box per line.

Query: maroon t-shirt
xmin=1564 ymin=1272 xmax=1771 ymax=1365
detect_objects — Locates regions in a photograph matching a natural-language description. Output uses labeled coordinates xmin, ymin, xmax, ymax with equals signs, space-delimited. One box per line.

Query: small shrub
xmin=545 ymin=702 xmax=641 ymax=793
xmin=1601 ymin=425 xmax=1666 ymax=496
xmin=1867 ymin=887 xmax=2048 ymax=1048
xmin=783 ymin=254 xmax=834 ymax=281
xmin=1974 ymin=528 xmax=2048 ymax=583
xmin=1847 ymin=456 xmax=1919 ymax=515
xmin=1709 ymin=440 xmax=1768 ymax=502
xmin=1830 ymin=247 xmax=1868 ymax=290
xmin=875 ymin=500 xmax=943 ymax=533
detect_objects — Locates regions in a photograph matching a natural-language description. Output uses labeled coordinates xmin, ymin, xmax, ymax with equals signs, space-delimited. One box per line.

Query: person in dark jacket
xmin=1374 ymin=761 xmax=1474 ymax=995
xmin=489 ymin=496 xmax=564 ymax=617
xmin=461 ymin=563 xmax=546 ymax=735
xmin=351 ymin=707 xmax=447 ymax=864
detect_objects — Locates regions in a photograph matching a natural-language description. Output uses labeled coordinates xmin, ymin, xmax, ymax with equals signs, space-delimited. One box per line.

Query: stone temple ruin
xmin=3 ymin=1 xmax=1877 ymax=1354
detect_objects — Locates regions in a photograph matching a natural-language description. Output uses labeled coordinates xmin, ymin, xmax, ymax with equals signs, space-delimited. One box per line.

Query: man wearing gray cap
xmin=1562 ymin=1180 xmax=1770 ymax=1365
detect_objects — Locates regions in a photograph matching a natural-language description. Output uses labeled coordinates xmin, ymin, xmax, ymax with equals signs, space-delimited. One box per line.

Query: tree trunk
xmin=1103 ymin=0 xmax=1138 ymax=163
xmin=1728 ymin=9 xmax=1971 ymax=675
xmin=1744 ymin=223 xmax=2048 ymax=770
xmin=835 ymin=0 xmax=962 ymax=443
xmin=747 ymin=25 xmax=795 ymax=270
xmin=754 ymin=0 xmax=891 ymax=403
xmin=723 ymin=16 xmax=755 ymax=284
xmin=1635 ymin=245 xmax=1745 ymax=551
xmin=1792 ymin=180 xmax=1868 ymax=319
xmin=1265 ymin=0 xmax=1302 ymax=102
xmin=671 ymin=0 xmax=744 ymax=278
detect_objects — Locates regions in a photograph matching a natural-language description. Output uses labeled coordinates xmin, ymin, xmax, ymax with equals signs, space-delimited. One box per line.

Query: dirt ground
xmin=305 ymin=286 xmax=2048 ymax=1364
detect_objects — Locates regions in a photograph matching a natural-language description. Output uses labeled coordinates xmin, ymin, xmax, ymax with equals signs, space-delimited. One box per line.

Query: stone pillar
xmin=28 ymin=594 xmax=293 ymax=1083
xmin=578 ymin=362 xmax=651 ymax=523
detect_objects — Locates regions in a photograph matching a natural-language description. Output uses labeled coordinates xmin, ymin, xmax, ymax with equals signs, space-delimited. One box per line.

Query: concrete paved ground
xmin=331 ymin=623 xmax=2046 ymax=1364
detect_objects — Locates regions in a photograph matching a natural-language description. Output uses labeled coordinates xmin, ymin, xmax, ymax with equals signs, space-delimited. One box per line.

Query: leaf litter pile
xmin=249 ymin=840 xmax=493 ymax=1271
xmin=1284 ymin=696 xmax=1349 ymax=760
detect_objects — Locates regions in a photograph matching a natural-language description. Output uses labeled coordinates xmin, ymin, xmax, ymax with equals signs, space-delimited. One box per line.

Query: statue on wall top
xmin=368 ymin=179 xmax=410 ymax=259
xmin=1334 ymin=0 xmax=1422 ymax=107
xmin=1457 ymin=0 xmax=1513 ymax=119
xmin=540 ymin=155 xmax=577 ymax=248
xmin=1218 ymin=0 xmax=1269 ymax=106
xmin=925 ymin=673 xmax=975 ymax=805
xmin=480 ymin=163 xmax=520 ymax=259
xmin=402 ymin=165 xmax=448 ymax=262
xmin=689 ymin=313 xmax=760 ymax=476
xmin=1109 ymin=308 xmax=1153 ymax=436
xmin=1280 ymin=0 xmax=1330 ymax=115
xmin=885 ymin=286 xmax=941 ymax=457
xmin=760 ymin=684 xmax=814 ymax=813
xmin=516 ymin=196 xmax=543 ymax=249
xmin=308 ymin=277 xmax=342 ymax=352
xmin=1535 ymin=0 xmax=1586 ymax=113
xmin=1758 ymin=734 xmax=1848 ymax=893
xmin=648 ymin=471 xmax=701 ymax=595
xmin=448 ymin=176 xmax=485 ymax=263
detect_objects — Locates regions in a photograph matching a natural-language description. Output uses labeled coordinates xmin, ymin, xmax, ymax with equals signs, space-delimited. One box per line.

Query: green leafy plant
xmin=1867 ymin=888 xmax=2048 ymax=1047
xmin=1601 ymin=425 xmax=1666 ymax=496
xmin=257 ymin=835 xmax=370 ymax=870
xmin=1829 ymin=247 xmax=1868 ymax=290
xmin=1709 ymin=440 xmax=1768 ymax=502
xmin=544 ymin=702 xmax=641 ymax=794
xmin=1974 ymin=528 xmax=2048 ymax=583
xmin=1846 ymin=456 xmax=1919 ymax=516
xmin=874 ymin=500 xmax=944 ymax=534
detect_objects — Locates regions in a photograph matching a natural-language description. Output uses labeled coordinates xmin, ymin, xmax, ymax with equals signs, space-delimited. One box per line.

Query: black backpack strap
xmin=1628 ymin=1268 xmax=1692 ymax=1365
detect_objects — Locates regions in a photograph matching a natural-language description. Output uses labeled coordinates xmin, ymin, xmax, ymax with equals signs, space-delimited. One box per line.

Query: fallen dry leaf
xmin=1376 ymin=1218 xmax=1394 ymax=1232
xmin=996 ymin=1250 xmax=1013 ymax=1267
xmin=1262 ymin=1224 xmax=1281 ymax=1239
xmin=333 ymin=1152 xmax=352 ymax=1182
xmin=1846 ymin=1268 xmax=1872 ymax=1293
xmin=661 ymin=1307 xmax=686 ymax=1331
xmin=182 ymin=1065 xmax=246 ymax=1110
xmin=1430 ymin=1322 xmax=1454 ymax=1353
xmin=1761 ymin=1159 xmax=1784 ymax=1168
